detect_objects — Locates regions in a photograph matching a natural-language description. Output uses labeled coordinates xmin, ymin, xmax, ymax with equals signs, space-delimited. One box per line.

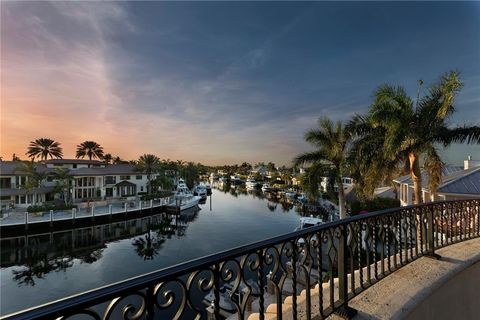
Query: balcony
xmin=2 ymin=199 xmax=479 ymax=320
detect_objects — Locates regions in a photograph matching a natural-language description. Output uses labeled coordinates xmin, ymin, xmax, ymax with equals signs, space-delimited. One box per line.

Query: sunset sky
xmin=1 ymin=1 xmax=479 ymax=166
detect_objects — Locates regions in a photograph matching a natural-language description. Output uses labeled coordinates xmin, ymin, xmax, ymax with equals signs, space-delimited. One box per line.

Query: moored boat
xmin=169 ymin=179 xmax=201 ymax=212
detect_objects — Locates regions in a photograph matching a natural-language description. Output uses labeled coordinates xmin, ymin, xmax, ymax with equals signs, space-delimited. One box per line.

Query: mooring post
xmin=91 ymin=206 xmax=95 ymax=217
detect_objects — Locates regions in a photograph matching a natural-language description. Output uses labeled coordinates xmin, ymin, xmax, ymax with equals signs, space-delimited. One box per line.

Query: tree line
xmin=295 ymin=71 xmax=480 ymax=219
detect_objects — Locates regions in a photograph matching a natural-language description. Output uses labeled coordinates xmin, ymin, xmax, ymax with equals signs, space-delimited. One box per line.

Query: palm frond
xmin=435 ymin=126 xmax=480 ymax=146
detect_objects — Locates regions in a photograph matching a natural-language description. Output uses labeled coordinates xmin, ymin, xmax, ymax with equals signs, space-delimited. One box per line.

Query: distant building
xmin=0 ymin=159 xmax=158 ymax=210
xmin=251 ymin=166 xmax=268 ymax=176
xmin=393 ymin=157 xmax=480 ymax=206
xmin=320 ymin=176 xmax=354 ymax=192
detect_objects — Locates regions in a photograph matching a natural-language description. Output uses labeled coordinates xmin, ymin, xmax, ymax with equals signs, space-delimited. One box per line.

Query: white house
xmin=0 ymin=161 xmax=55 ymax=210
xmin=0 ymin=159 xmax=159 ymax=210
xmin=393 ymin=157 xmax=480 ymax=206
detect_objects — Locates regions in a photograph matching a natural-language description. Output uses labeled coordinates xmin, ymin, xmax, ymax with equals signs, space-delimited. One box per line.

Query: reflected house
xmin=1 ymin=213 xmax=182 ymax=285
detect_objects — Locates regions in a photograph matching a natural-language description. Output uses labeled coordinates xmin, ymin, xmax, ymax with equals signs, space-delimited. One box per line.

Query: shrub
xmin=350 ymin=197 xmax=400 ymax=215
xmin=27 ymin=203 xmax=78 ymax=213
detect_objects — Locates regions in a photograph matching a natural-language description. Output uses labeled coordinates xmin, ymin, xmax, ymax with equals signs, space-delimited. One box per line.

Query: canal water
xmin=0 ymin=187 xmax=302 ymax=316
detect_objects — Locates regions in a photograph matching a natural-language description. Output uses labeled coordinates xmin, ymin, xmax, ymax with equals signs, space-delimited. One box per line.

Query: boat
xmin=295 ymin=216 xmax=324 ymax=245
xmin=245 ymin=177 xmax=258 ymax=189
xmin=169 ymin=179 xmax=201 ymax=212
xmin=205 ymin=183 xmax=212 ymax=195
xmin=193 ymin=184 xmax=208 ymax=200
xmin=261 ymin=183 xmax=271 ymax=192
xmin=285 ymin=189 xmax=297 ymax=199
xmin=295 ymin=216 xmax=324 ymax=231
xmin=203 ymin=286 xmax=237 ymax=312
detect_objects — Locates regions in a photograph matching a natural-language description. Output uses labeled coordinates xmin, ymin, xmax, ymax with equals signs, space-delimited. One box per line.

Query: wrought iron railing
xmin=2 ymin=199 xmax=479 ymax=320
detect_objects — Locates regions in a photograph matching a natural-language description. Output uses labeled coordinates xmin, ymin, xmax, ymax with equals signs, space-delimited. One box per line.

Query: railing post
xmin=334 ymin=224 xmax=357 ymax=319
xmin=145 ymin=285 xmax=155 ymax=320
xmin=124 ymin=203 xmax=127 ymax=212
xmin=140 ymin=201 xmax=143 ymax=210
xmin=426 ymin=205 xmax=441 ymax=260
xmin=212 ymin=263 xmax=220 ymax=320
xmin=50 ymin=210 xmax=53 ymax=227
xmin=150 ymin=199 xmax=153 ymax=208
xmin=109 ymin=204 xmax=112 ymax=216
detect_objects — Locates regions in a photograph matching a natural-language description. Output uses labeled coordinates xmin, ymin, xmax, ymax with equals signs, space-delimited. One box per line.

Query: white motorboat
xmin=295 ymin=216 xmax=324 ymax=245
xmin=295 ymin=216 xmax=324 ymax=231
xmin=285 ymin=189 xmax=297 ymax=199
xmin=245 ymin=177 xmax=258 ymax=189
xmin=171 ymin=179 xmax=201 ymax=211
xmin=261 ymin=183 xmax=271 ymax=192
xmin=193 ymin=184 xmax=208 ymax=199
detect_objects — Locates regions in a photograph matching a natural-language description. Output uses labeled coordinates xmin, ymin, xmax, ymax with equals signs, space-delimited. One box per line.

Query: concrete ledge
xmin=333 ymin=238 xmax=480 ymax=320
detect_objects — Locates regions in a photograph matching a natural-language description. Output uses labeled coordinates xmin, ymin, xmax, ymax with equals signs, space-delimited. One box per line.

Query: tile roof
xmin=394 ymin=165 xmax=480 ymax=195
xmin=44 ymin=159 xmax=104 ymax=165
xmin=0 ymin=161 xmax=51 ymax=175
xmin=69 ymin=164 xmax=141 ymax=176
xmin=393 ymin=165 xmax=464 ymax=186
xmin=437 ymin=167 xmax=480 ymax=195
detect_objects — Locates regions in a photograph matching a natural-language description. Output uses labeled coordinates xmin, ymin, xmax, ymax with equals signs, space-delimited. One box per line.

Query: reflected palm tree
xmin=132 ymin=230 xmax=165 ymax=260
xmin=12 ymin=247 xmax=74 ymax=286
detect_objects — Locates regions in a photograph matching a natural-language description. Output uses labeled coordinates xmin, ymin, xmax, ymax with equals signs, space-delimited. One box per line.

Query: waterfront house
xmin=394 ymin=157 xmax=480 ymax=206
xmin=0 ymin=159 xmax=160 ymax=211
xmin=0 ymin=161 xmax=55 ymax=211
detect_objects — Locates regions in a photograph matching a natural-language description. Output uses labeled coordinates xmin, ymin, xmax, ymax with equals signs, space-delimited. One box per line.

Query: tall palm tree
xmin=76 ymin=141 xmax=104 ymax=161
xmin=352 ymin=71 xmax=480 ymax=204
xmin=26 ymin=138 xmax=63 ymax=161
xmin=137 ymin=154 xmax=161 ymax=194
xmin=294 ymin=117 xmax=352 ymax=219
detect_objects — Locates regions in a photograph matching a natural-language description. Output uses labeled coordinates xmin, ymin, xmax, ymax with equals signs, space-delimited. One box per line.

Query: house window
xmin=120 ymin=175 xmax=131 ymax=180
xmin=0 ymin=178 xmax=11 ymax=189
xmin=136 ymin=175 xmax=142 ymax=180
xmin=105 ymin=176 xmax=116 ymax=185
xmin=106 ymin=188 xmax=113 ymax=197
xmin=73 ymin=164 xmax=77 ymax=168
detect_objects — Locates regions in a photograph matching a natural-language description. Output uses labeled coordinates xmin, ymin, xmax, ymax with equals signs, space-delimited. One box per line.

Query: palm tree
xmin=294 ymin=117 xmax=352 ymax=219
xmin=137 ymin=154 xmax=161 ymax=194
xmin=103 ymin=153 xmax=113 ymax=165
xmin=26 ymin=138 xmax=63 ymax=161
xmin=76 ymin=141 xmax=104 ymax=161
xmin=353 ymin=71 xmax=480 ymax=204
xmin=15 ymin=162 xmax=49 ymax=205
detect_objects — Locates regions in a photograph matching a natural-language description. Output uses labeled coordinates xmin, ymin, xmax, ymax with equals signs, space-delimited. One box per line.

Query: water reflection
xmin=1 ymin=211 xmax=201 ymax=286
xmin=214 ymin=182 xmax=298 ymax=213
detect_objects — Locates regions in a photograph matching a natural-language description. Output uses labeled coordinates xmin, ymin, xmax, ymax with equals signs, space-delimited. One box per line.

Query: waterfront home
xmin=250 ymin=165 xmax=268 ymax=176
xmin=394 ymin=157 xmax=480 ymax=206
xmin=0 ymin=159 xmax=160 ymax=211
xmin=320 ymin=176 xmax=354 ymax=193
xmin=0 ymin=161 xmax=55 ymax=211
